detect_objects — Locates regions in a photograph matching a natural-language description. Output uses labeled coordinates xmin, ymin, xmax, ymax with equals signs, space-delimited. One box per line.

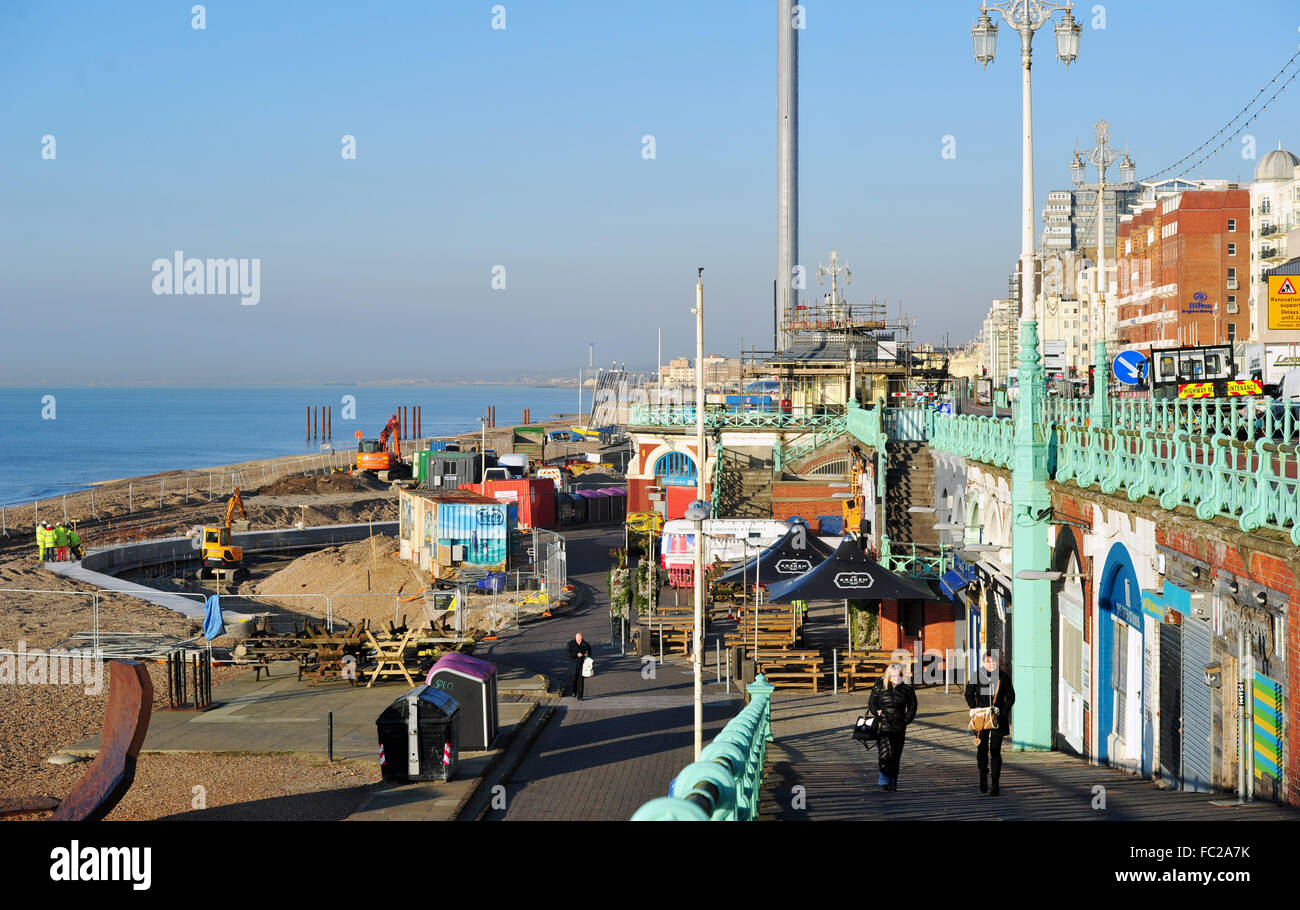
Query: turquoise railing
xmin=628 ymin=405 xmax=845 ymax=432
xmin=630 ymin=675 xmax=774 ymax=821
xmin=925 ymin=397 xmax=1300 ymax=543
xmin=774 ymin=415 xmax=848 ymax=471
xmin=879 ymin=540 xmax=951 ymax=579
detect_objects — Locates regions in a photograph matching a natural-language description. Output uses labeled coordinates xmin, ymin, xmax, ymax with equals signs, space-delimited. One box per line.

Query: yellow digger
xmin=197 ymin=488 xmax=251 ymax=581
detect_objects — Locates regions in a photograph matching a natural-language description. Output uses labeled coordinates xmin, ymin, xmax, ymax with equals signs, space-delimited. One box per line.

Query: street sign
xmin=1113 ymin=350 xmax=1148 ymax=385
xmin=1267 ymin=275 xmax=1300 ymax=330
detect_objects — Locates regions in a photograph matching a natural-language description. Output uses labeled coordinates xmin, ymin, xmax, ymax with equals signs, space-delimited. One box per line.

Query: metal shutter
xmin=1114 ymin=622 xmax=1129 ymax=726
xmin=1064 ymin=622 xmax=1084 ymax=692
xmin=1159 ymin=623 xmax=1182 ymax=788
xmin=1181 ymin=616 xmax=1214 ymax=792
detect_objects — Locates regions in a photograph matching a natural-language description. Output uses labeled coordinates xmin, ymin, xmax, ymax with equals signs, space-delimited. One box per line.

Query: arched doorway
xmin=1097 ymin=543 xmax=1143 ymax=771
xmin=653 ymin=452 xmax=697 ymax=487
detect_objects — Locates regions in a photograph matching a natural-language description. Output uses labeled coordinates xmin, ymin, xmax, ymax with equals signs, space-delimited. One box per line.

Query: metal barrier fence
xmin=0 ymin=450 xmax=358 ymax=540
xmin=630 ymin=675 xmax=775 ymax=821
xmin=532 ymin=528 xmax=567 ymax=601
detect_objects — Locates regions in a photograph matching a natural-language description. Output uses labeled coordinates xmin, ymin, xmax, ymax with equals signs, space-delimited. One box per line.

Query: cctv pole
xmin=693 ymin=267 xmax=706 ymax=760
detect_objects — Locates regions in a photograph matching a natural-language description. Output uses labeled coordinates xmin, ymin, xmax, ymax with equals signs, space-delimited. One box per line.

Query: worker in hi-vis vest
xmin=53 ymin=522 xmax=70 ymax=561
xmin=36 ymin=524 xmax=45 ymax=561
xmin=68 ymin=525 xmax=83 ymax=560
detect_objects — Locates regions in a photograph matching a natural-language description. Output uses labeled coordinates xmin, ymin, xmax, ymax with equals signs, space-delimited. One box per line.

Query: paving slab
xmin=760 ymin=688 xmax=1300 ymax=821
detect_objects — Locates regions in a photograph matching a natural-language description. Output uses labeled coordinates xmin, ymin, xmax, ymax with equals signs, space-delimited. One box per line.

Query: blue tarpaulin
xmin=203 ymin=595 xmax=225 ymax=641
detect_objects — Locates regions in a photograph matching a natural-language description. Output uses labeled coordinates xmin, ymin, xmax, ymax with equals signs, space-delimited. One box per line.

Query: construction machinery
xmin=196 ymin=487 xmax=250 ymax=581
xmin=841 ymin=444 xmax=870 ymax=538
xmin=355 ymin=414 xmax=410 ymax=481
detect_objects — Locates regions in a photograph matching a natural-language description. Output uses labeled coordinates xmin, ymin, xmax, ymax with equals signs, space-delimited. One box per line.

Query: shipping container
xmin=399 ymin=489 xmax=513 ymax=573
xmin=459 ymin=478 xmax=556 ymax=530
xmin=419 ymin=451 xmax=496 ymax=490
xmin=512 ymin=425 xmax=547 ymax=457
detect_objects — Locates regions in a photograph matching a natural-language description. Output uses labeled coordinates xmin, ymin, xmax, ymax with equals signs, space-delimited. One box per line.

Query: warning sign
xmin=1225 ymin=379 xmax=1263 ymax=396
xmin=1268 ymin=275 xmax=1300 ymax=330
xmin=1178 ymin=382 xmax=1215 ymax=399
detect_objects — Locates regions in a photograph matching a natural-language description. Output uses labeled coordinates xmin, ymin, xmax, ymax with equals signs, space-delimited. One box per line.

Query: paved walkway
xmin=475 ymin=525 xmax=743 ymax=821
xmin=760 ymin=687 xmax=1300 ymax=820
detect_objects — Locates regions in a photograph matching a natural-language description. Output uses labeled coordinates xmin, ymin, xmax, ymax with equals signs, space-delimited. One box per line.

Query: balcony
xmin=1260 ymin=223 xmax=1279 ymax=237
xmin=1261 ymin=247 xmax=1283 ymax=261
xmin=1226 ymin=278 xmax=1239 ymax=289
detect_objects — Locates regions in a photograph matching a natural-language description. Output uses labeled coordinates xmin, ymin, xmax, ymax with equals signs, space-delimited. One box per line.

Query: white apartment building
xmin=1249 ymin=145 xmax=1300 ymax=343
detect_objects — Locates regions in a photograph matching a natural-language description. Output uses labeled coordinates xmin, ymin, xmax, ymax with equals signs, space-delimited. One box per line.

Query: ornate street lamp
xmin=971 ymin=0 xmax=1080 ymax=753
xmin=1073 ymin=119 xmax=1131 ymax=431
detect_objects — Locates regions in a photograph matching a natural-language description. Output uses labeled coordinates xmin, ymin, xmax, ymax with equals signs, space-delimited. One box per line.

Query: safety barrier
xmin=630 ymin=675 xmax=775 ymax=821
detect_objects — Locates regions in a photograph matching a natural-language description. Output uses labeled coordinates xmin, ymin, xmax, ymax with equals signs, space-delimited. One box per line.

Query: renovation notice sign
xmin=1268 ymin=275 xmax=1300 ymax=330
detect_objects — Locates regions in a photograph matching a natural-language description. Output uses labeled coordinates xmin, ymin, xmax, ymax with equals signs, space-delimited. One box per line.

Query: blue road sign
xmin=1113 ymin=350 xmax=1148 ymax=385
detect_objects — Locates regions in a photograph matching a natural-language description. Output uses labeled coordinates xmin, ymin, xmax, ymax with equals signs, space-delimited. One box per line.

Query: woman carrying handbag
xmin=866 ymin=663 xmax=918 ymax=791
xmin=965 ymin=651 xmax=1015 ymax=795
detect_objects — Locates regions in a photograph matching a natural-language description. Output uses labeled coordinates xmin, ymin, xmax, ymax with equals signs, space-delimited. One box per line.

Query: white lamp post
xmin=690 ymin=267 xmax=707 ymax=760
xmin=972 ymin=0 xmax=1081 ymax=753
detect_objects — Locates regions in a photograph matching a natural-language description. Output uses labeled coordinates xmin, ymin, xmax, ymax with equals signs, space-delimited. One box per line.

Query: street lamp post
xmin=691 ymin=268 xmax=706 ymax=760
xmin=972 ymin=0 xmax=1081 ymax=753
xmin=1072 ymin=120 xmax=1134 ymax=429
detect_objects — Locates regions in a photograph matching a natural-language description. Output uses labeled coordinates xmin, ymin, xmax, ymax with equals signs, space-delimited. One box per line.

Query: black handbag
xmin=853 ymin=713 xmax=880 ymax=744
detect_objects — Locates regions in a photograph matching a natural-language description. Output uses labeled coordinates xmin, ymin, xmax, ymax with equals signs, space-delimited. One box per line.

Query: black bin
xmin=376 ymin=685 xmax=460 ymax=782
xmin=425 ymin=653 xmax=499 ymax=751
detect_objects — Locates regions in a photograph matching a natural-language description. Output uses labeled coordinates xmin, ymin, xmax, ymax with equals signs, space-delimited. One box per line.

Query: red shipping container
xmin=460 ymin=479 xmax=556 ymax=529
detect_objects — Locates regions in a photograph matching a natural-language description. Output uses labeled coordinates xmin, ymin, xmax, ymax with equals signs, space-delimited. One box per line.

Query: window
xmin=1228 ymin=267 xmax=1237 ymax=280
xmin=1228 ymin=243 xmax=1236 ymax=256
xmin=1228 ymin=218 xmax=1237 ymax=232
xmin=1227 ymin=322 xmax=1237 ymax=341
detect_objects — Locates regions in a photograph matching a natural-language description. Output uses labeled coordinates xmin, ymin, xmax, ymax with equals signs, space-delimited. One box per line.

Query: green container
xmin=414 ymin=450 xmax=431 ymax=483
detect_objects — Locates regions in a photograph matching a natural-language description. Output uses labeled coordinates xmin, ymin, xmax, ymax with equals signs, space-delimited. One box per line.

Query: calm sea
xmin=0 ymin=385 xmax=580 ymax=505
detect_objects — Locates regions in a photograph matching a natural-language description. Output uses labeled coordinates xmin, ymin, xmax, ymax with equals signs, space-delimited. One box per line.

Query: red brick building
xmin=1115 ymin=189 xmax=1250 ymax=351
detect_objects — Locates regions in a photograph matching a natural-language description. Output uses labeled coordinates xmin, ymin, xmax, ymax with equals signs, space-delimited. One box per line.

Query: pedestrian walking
xmin=965 ymin=651 xmax=1015 ymax=796
xmin=53 ymin=522 xmax=70 ymax=561
xmin=866 ymin=662 xmax=917 ymax=791
xmin=565 ymin=631 xmax=592 ymax=700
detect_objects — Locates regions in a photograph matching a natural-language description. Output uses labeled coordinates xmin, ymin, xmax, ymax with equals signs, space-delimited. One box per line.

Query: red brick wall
xmin=772 ymin=481 xmax=842 ymax=533
xmin=1156 ymin=527 xmax=1300 ymax=805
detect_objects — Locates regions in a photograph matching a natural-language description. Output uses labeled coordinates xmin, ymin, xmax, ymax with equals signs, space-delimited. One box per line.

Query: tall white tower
xmin=777 ymin=0 xmax=799 ymax=351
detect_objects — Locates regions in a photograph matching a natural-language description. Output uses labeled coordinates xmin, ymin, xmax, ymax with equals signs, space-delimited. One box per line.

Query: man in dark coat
xmin=565 ymin=632 xmax=592 ymax=700
xmin=965 ymin=651 xmax=1015 ymax=795
xmin=866 ymin=663 xmax=918 ymax=791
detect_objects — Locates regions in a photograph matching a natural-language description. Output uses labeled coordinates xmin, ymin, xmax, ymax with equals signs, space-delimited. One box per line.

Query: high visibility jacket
xmin=40 ymin=527 xmax=53 ymax=547
xmin=36 ymin=528 xmax=45 ymax=548
xmin=53 ymin=526 xmax=70 ymax=547
xmin=68 ymin=531 xmax=81 ymax=547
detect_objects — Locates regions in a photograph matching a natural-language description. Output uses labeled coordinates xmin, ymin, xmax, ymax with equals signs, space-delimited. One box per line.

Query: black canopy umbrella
xmin=715 ymin=522 xmax=836 ymax=584
xmin=766 ymin=537 xmax=943 ymax=604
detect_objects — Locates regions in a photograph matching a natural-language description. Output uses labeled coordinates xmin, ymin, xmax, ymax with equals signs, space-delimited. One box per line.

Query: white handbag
xmin=582 ymin=656 xmax=594 ymax=678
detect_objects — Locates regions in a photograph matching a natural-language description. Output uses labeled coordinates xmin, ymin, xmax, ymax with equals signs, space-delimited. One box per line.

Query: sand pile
xmin=253 ymin=535 xmax=431 ymax=625
xmin=254 ymin=472 xmax=387 ymax=497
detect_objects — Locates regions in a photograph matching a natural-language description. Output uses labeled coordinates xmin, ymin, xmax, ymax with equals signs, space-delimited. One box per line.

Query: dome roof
xmin=1254 ymin=145 xmax=1300 ymax=181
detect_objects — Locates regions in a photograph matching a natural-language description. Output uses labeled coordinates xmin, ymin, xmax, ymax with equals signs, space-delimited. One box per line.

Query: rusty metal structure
xmin=51 ymin=660 xmax=153 ymax=822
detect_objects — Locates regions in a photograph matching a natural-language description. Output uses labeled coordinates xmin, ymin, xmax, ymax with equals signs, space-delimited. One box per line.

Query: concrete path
xmin=474 ymin=525 xmax=743 ymax=821
xmin=46 ymin=561 xmax=210 ymax=620
xmin=760 ymin=687 xmax=1300 ymax=821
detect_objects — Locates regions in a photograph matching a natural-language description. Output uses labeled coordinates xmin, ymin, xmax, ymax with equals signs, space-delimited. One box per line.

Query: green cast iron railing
xmin=925 ymin=397 xmax=1300 ymax=543
xmin=628 ymin=404 xmax=846 ymax=432
xmin=630 ymin=675 xmax=774 ymax=821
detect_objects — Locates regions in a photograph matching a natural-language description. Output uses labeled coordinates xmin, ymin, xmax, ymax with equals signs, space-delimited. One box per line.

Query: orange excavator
xmin=197 ymin=487 xmax=250 ymax=580
xmin=355 ymin=415 xmax=410 ymax=481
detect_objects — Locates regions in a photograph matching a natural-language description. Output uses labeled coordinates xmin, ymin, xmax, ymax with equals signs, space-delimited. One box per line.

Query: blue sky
xmin=1 ymin=1 xmax=1296 ymax=383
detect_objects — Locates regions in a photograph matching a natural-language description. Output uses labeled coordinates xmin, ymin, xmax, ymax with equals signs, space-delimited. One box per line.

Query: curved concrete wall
xmin=81 ymin=521 xmax=398 ymax=576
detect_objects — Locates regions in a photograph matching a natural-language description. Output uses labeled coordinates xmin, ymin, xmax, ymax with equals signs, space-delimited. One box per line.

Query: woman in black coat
xmin=866 ymin=663 xmax=918 ymax=791
xmin=964 ymin=651 xmax=1015 ymax=795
